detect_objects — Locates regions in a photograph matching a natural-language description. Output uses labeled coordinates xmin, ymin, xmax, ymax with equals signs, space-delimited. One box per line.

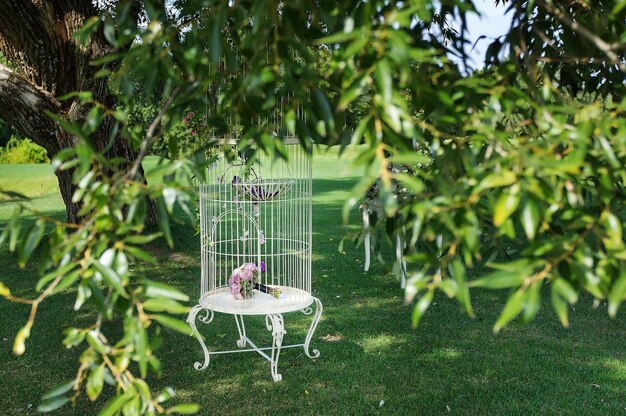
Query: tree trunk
xmin=0 ymin=0 xmax=157 ymax=224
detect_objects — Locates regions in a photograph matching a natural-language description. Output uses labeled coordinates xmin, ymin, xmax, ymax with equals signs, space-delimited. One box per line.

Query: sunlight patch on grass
xmin=360 ymin=334 xmax=401 ymax=353
xmin=429 ymin=347 xmax=463 ymax=360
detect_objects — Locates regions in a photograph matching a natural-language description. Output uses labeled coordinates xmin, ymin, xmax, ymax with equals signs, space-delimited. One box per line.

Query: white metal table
xmin=187 ymin=290 xmax=323 ymax=382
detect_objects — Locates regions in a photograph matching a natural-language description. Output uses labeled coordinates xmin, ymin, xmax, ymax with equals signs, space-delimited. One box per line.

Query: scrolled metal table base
xmin=187 ymin=297 xmax=323 ymax=382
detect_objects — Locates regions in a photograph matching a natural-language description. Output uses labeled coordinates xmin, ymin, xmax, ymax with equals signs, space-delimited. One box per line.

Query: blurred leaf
xmin=522 ymin=281 xmax=541 ymax=323
xmin=143 ymin=280 xmax=189 ymax=302
xmin=156 ymin=197 xmax=174 ymax=248
xmin=552 ymin=278 xmax=578 ymax=305
xmin=87 ymin=364 xmax=105 ymax=401
xmin=152 ymin=314 xmax=193 ymax=336
xmin=451 ymin=259 xmax=474 ymax=318
xmin=18 ymin=219 xmax=45 ymax=267
xmin=38 ymin=396 xmax=70 ymax=413
xmin=493 ymin=191 xmax=520 ymax=227
xmin=144 ymin=298 xmax=190 ymax=314
xmin=474 ymin=171 xmax=517 ymax=193
xmin=0 ymin=281 xmax=11 ymax=298
xmin=493 ymin=288 xmax=525 ymax=333
xmin=41 ymin=380 xmax=74 ymax=401
xmin=86 ymin=331 xmax=108 ymax=355
xmin=166 ymin=404 xmax=200 ymax=414
xmin=99 ymin=391 xmax=132 ymax=416
xmin=411 ymin=289 xmax=434 ymax=328
xmin=608 ymin=271 xmax=626 ymax=317
xmin=470 ymin=269 xmax=529 ymax=289
xmin=93 ymin=261 xmax=126 ymax=295
xmin=521 ymin=198 xmax=540 ymax=240
xmin=551 ymin=284 xmax=570 ymax=327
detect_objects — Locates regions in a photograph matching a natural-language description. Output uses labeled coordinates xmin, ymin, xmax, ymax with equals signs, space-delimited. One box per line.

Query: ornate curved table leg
xmin=265 ymin=314 xmax=285 ymax=382
xmin=234 ymin=314 xmax=247 ymax=348
xmin=186 ymin=304 xmax=214 ymax=371
xmin=303 ymin=297 xmax=323 ymax=359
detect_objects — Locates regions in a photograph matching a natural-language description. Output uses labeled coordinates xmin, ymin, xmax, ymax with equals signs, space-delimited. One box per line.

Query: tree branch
xmin=127 ymin=87 xmax=181 ymax=179
xmin=0 ymin=63 xmax=63 ymax=151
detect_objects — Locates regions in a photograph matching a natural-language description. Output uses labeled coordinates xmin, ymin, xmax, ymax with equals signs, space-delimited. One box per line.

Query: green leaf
xmin=13 ymin=323 xmax=31 ymax=355
xmin=87 ymin=364 xmax=105 ymax=401
xmin=521 ymin=198 xmax=540 ymax=240
xmin=338 ymin=75 xmax=367 ymax=110
xmin=0 ymin=281 xmax=11 ymax=298
xmin=51 ymin=269 xmax=81 ymax=295
xmin=99 ymin=392 xmax=132 ymax=416
xmin=41 ymin=380 xmax=74 ymax=400
xmin=47 ymin=112 xmax=88 ymax=140
xmin=602 ymin=212 xmax=623 ymax=250
xmin=312 ymin=88 xmax=335 ymax=131
xmin=411 ymin=289 xmax=434 ymax=328
xmin=389 ymin=153 xmax=431 ymax=165
xmin=93 ymin=260 xmax=126 ymax=295
xmin=136 ymin=320 xmax=149 ymax=378
xmin=493 ymin=288 xmax=525 ymax=333
xmin=470 ymin=269 xmax=527 ymax=289
xmin=143 ymin=298 xmax=190 ymax=314
xmin=18 ymin=219 xmax=45 ymax=267
xmin=552 ymin=278 xmax=578 ymax=305
xmin=143 ymin=280 xmax=189 ymax=302
xmin=38 ymin=396 xmax=70 ymax=413
xmin=493 ymin=191 xmax=520 ymax=227
xmin=37 ymin=263 xmax=76 ymax=292
xmin=316 ymin=29 xmax=361 ymax=45
xmin=156 ymin=387 xmax=175 ymax=403
xmin=125 ymin=246 xmax=158 ymax=265
xmin=63 ymin=328 xmax=86 ymax=348
xmin=374 ymin=60 xmax=393 ymax=102
xmin=163 ymin=188 xmax=177 ymax=213
xmin=598 ymin=136 xmax=620 ymax=169
xmin=608 ymin=271 xmax=626 ymax=317
xmin=451 ymin=259 xmax=474 ymax=318
xmin=156 ymin=197 xmax=174 ymax=248
xmin=551 ymin=284 xmax=570 ymax=327
xmin=522 ymin=281 xmax=541 ymax=323
xmin=133 ymin=379 xmax=151 ymax=401
xmin=152 ymin=314 xmax=193 ymax=336
xmin=125 ymin=233 xmax=162 ymax=245
xmin=393 ymin=172 xmax=425 ymax=194
xmin=611 ymin=0 xmax=626 ymax=15
xmin=474 ymin=170 xmax=517 ymax=193
xmin=86 ymin=330 xmax=108 ymax=355
xmin=166 ymin=404 xmax=201 ymax=414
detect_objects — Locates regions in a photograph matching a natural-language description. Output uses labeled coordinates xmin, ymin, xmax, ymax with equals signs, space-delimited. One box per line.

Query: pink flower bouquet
xmin=228 ymin=262 xmax=260 ymax=300
xmin=228 ymin=261 xmax=280 ymax=300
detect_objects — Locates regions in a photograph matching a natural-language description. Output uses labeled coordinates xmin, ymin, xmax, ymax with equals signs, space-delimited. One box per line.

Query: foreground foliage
xmin=0 ymin=0 xmax=625 ymax=414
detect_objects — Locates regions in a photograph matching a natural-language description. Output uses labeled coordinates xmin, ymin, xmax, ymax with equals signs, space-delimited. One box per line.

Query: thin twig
xmin=539 ymin=0 xmax=626 ymax=73
xmin=127 ymin=86 xmax=181 ymax=179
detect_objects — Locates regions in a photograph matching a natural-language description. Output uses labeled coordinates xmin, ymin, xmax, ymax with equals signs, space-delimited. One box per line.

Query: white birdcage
xmin=187 ymin=138 xmax=322 ymax=382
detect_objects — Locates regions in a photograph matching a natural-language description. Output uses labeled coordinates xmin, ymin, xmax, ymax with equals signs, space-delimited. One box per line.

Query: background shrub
xmin=0 ymin=136 xmax=49 ymax=164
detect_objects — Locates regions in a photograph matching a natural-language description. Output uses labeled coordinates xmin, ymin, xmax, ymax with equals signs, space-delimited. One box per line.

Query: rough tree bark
xmin=0 ymin=0 xmax=156 ymax=224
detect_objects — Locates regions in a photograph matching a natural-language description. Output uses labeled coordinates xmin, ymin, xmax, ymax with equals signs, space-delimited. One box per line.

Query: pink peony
xmin=242 ymin=268 xmax=253 ymax=281
xmin=229 ymin=282 xmax=240 ymax=295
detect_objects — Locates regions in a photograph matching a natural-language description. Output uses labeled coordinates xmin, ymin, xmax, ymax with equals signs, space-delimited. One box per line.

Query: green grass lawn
xmin=2 ymin=148 xmax=626 ymax=415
